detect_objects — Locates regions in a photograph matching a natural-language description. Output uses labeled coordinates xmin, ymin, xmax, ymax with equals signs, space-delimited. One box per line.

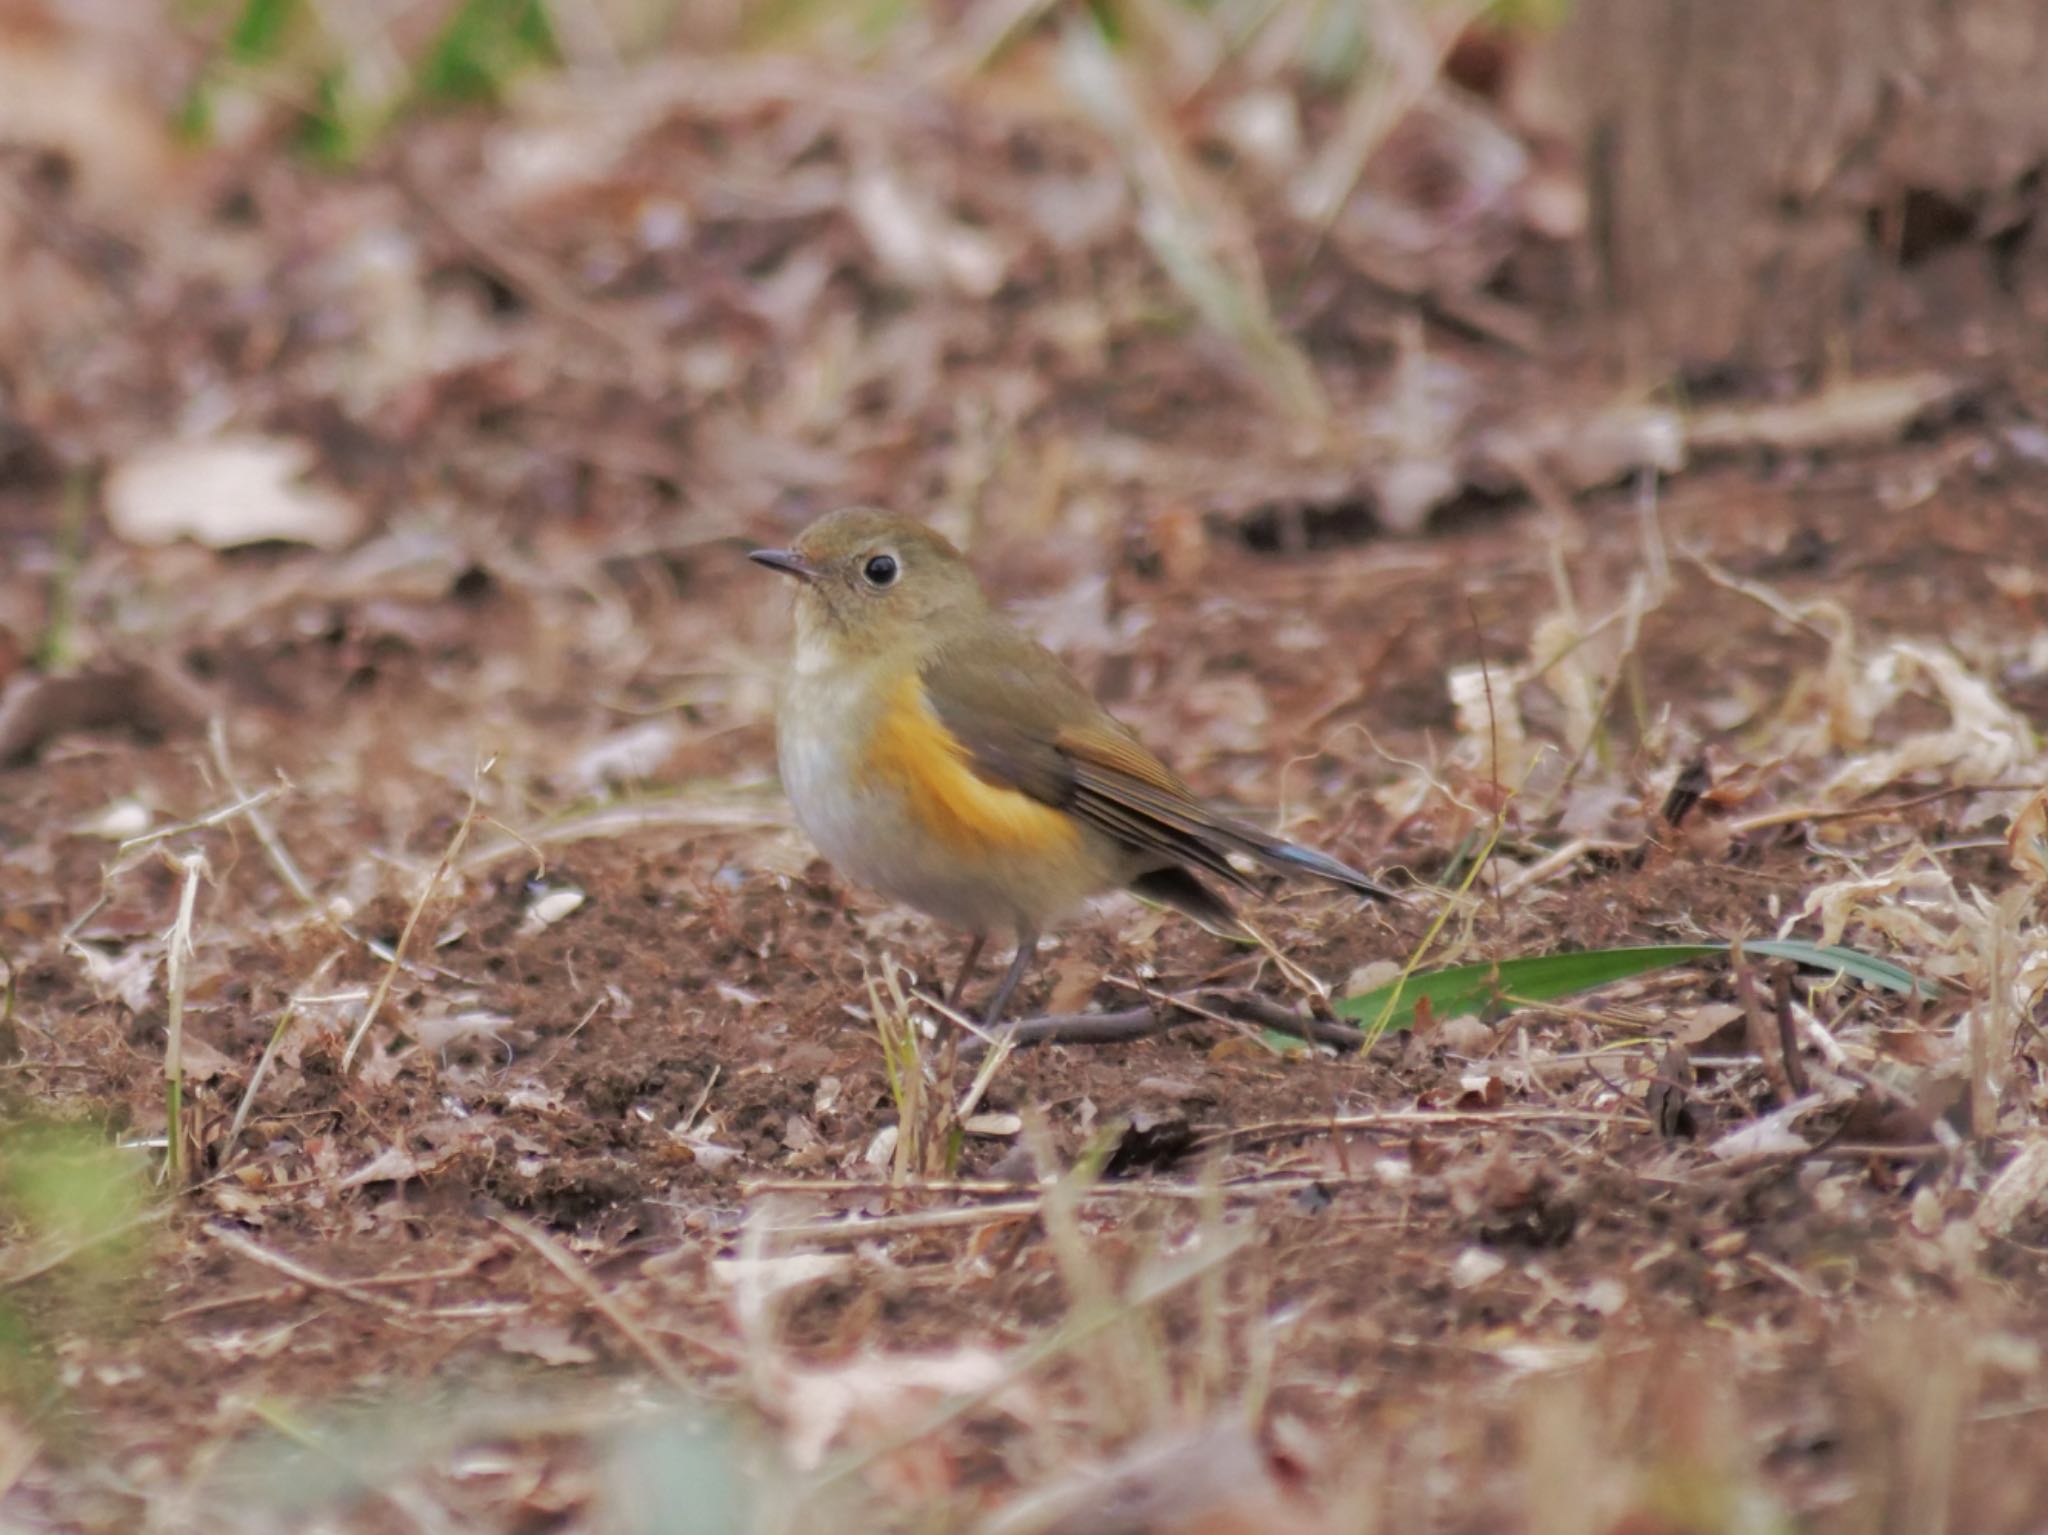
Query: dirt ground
xmin=4 ymin=9 xmax=2048 ymax=1535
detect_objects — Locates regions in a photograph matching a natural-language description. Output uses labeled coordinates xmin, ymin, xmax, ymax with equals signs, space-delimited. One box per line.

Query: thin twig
xmin=1206 ymin=1105 xmax=1651 ymax=1151
xmin=762 ymin=1200 xmax=1044 ymax=1244
xmin=1497 ymin=837 xmax=1636 ymax=898
xmin=342 ymin=760 xmax=490 ymax=1071
xmin=197 ymin=1226 xmax=415 ymax=1313
xmin=1102 ymin=975 xmax=1251 ymax=1034
xmin=1683 ymin=548 xmax=1841 ymax=643
xmin=678 ymin=1063 xmax=720 ymax=1137
xmin=736 ymin=1174 xmax=1432 ymax=1203
xmin=209 ymin=722 xmax=455 ymax=987
xmin=1201 ymin=989 xmax=1371 ymax=1050
xmin=492 ymin=1213 xmax=715 ymax=1383
xmin=158 ymin=1283 xmax=299 ymax=1322
xmin=161 ymin=852 xmax=207 ymax=1184
xmin=224 ymin=1002 xmax=301 ymax=1159
xmin=0 ymin=1204 xmax=172 ymax=1289
xmin=1466 ymin=595 xmax=1506 ymax=931
xmin=1360 ymin=829 xmax=1491 ymax=1053
xmin=203 ymin=1222 xmax=519 ymax=1321
xmin=1540 ymin=576 xmax=1653 ymax=822
xmin=739 ymin=1176 xmax=1040 ymax=1198
xmin=109 ymin=788 xmax=282 ymax=869
xmin=957 ymin=984 xmax=1386 ymax=1055
xmin=804 ymin=1222 xmax=1254 ymax=1497
xmin=458 ymin=797 xmax=785 ymax=876
xmin=1727 ymin=782 xmax=2038 ymax=835
xmin=207 ymin=717 xmax=320 ymax=909
xmin=964 ymin=1006 xmax=1171 ymax=1053
xmin=1732 ymin=942 xmax=1791 ymax=1105
xmin=1772 ymin=967 xmax=1810 ymax=1097
xmin=60 ymin=788 xmax=277 ymax=949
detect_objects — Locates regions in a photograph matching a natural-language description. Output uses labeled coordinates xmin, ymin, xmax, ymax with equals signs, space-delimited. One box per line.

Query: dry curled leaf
xmin=0 ymin=657 xmax=213 ymax=765
xmin=1101 ymin=1111 xmax=1197 ymax=1178
xmin=1976 ymin=1140 xmax=2048 ymax=1241
xmin=106 ymin=435 xmax=363 ymax=550
xmin=1645 ymin=1043 xmax=1697 ymax=1140
xmin=976 ymin=1420 xmax=1330 ymax=1535
xmin=2009 ymin=788 xmax=2048 ymax=884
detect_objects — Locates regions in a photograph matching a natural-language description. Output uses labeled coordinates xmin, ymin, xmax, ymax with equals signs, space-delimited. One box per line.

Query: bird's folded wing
xmin=1061 ymin=728 xmax=1393 ymax=895
xmin=922 ymin=641 xmax=1394 ymax=902
xmin=920 ymin=648 xmax=1256 ymax=892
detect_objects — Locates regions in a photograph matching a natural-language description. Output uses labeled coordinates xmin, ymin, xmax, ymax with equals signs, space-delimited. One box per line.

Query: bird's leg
xmin=981 ymin=930 xmax=1038 ymax=1029
xmin=947 ymin=933 xmax=987 ymax=1008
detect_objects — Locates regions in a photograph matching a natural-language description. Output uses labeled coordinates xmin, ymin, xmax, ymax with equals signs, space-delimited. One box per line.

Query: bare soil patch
xmin=4 ymin=11 xmax=2047 ymax=1533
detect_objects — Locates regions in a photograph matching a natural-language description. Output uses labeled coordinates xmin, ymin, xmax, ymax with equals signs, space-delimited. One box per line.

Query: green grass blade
xmin=228 ymin=0 xmax=301 ymax=62
xmin=1735 ymin=939 xmax=1934 ymax=998
xmin=417 ymin=0 xmax=557 ymax=104
xmin=1337 ymin=940 xmax=1933 ymax=1030
xmin=1338 ymin=945 xmax=1720 ymax=1026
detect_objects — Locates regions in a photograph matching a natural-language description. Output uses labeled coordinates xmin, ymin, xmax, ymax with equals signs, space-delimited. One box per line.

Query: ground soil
xmin=3 ymin=17 xmax=2048 ymax=1534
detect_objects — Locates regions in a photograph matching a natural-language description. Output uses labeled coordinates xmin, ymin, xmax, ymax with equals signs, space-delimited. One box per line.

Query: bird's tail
xmin=1166 ymin=801 xmax=1396 ymax=901
xmin=1244 ymin=833 xmax=1400 ymax=901
xmin=1064 ymin=755 xmax=1399 ymax=904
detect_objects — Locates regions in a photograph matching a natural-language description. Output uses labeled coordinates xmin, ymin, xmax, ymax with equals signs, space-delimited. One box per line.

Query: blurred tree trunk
xmin=1540 ymin=0 xmax=2048 ymax=377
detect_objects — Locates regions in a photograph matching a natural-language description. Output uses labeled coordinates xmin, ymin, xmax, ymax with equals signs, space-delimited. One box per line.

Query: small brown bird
xmin=752 ymin=508 xmax=1393 ymax=1026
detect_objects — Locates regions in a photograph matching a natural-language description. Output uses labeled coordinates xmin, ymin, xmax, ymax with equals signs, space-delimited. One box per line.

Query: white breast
xmin=776 ymin=666 xmax=877 ymax=879
xmin=776 ymin=661 xmax=1041 ymax=935
xmin=773 ymin=637 xmax=1128 ymax=937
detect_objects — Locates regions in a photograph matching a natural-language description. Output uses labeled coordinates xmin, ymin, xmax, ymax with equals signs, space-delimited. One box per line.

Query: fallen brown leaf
xmin=0 ymin=656 xmax=213 ymax=765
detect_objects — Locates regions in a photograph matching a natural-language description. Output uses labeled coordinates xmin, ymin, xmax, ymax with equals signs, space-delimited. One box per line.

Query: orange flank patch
xmin=861 ymin=674 xmax=1082 ymax=859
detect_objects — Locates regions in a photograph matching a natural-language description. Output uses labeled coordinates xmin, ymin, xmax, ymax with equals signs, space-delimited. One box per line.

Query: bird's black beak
xmin=748 ymin=548 xmax=817 ymax=583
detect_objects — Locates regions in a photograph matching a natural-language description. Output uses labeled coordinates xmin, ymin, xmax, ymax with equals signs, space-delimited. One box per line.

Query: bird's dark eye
xmin=862 ymin=553 xmax=899 ymax=588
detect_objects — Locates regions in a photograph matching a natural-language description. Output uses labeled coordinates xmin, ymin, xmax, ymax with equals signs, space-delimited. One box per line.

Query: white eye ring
xmin=862 ymin=552 xmax=900 ymax=588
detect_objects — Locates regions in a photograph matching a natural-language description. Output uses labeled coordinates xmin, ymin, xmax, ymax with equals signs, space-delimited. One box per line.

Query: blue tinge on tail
xmin=1260 ymin=837 xmax=1398 ymax=901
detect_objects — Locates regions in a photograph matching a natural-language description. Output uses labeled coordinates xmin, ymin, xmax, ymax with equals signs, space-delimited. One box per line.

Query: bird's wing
xmin=921 ymin=632 xmax=1392 ymax=902
xmin=919 ymin=633 xmax=1253 ymax=893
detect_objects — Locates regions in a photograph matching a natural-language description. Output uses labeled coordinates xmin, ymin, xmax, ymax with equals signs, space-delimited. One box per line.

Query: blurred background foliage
xmin=0 ymin=1119 xmax=151 ymax=1412
xmin=178 ymin=0 xmax=1571 ymax=165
